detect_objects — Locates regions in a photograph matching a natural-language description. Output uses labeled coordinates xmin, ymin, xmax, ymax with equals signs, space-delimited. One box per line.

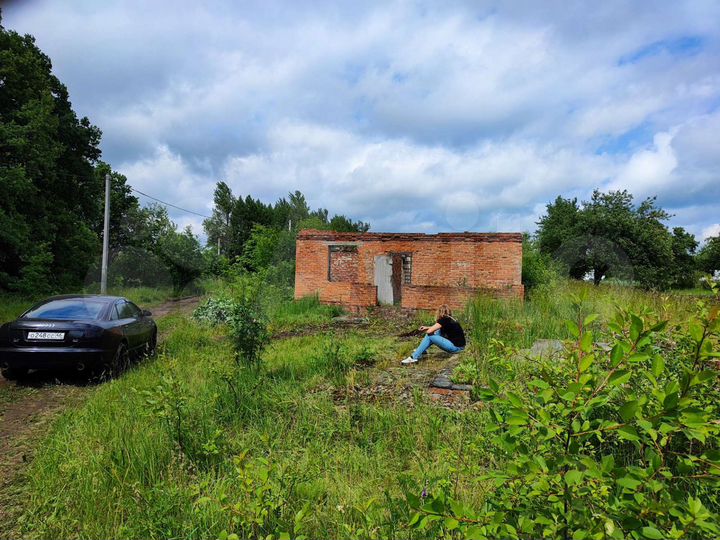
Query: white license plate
xmin=27 ymin=331 xmax=65 ymax=340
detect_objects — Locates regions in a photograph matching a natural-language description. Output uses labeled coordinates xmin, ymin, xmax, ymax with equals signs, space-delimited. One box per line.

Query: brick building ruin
xmin=294 ymin=229 xmax=524 ymax=312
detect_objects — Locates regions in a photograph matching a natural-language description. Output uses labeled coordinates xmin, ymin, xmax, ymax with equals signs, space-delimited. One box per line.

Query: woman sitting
xmin=401 ymin=304 xmax=466 ymax=364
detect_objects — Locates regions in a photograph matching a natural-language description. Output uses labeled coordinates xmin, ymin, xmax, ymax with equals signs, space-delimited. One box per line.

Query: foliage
xmin=698 ymin=236 xmax=720 ymax=275
xmin=240 ymin=224 xmax=295 ymax=272
xmin=522 ymin=234 xmax=560 ymax=290
xmin=157 ymin=225 xmax=205 ymax=293
xmin=537 ymin=190 xmax=697 ymax=289
xmin=203 ymin=184 xmax=370 ymax=265
xmin=15 ymin=281 xmax=718 ymax=539
xmin=0 ymin=16 xmax=103 ymax=291
xmin=207 ymin=453 xmax=311 ymax=540
xmin=412 ymin=284 xmax=720 ymax=539
xmin=193 ymin=295 xmax=268 ymax=365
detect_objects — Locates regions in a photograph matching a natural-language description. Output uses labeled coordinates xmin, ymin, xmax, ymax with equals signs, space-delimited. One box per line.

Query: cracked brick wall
xmin=295 ymin=229 xmax=523 ymax=311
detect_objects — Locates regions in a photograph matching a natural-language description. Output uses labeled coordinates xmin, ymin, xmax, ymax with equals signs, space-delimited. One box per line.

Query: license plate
xmin=27 ymin=331 xmax=65 ymax=340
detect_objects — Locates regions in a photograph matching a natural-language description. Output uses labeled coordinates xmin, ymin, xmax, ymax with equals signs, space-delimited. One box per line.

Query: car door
xmin=117 ymin=301 xmax=144 ymax=350
xmin=127 ymin=301 xmax=154 ymax=346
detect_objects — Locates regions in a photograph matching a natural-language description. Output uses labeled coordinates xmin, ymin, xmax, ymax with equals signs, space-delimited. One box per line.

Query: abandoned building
xmin=294 ymin=229 xmax=524 ymax=311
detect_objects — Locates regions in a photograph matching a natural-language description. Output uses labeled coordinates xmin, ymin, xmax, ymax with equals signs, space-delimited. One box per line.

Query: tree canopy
xmin=203 ymin=183 xmax=370 ymax=276
xmin=1 ymin=17 xmax=102 ymax=291
xmin=536 ymin=190 xmax=698 ymax=289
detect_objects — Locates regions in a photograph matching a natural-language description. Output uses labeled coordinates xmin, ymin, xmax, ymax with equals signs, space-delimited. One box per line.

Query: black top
xmin=438 ymin=316 xmax=466 ymax=347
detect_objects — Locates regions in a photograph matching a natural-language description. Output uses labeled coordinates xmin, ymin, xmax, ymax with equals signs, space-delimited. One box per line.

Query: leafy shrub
xmin=410 ymin=283 xmax=720 ymax=539
xmin=522 ymin=234 xmax=560 ymax=291
xmin=193 ymin=296 xmax=268 ymax=365
xmin=227 ymin=302 xmax=268 ymax=365
xmin=193 ymin=297 xmax=239 ymax=325
xmin=199 ymin=453 xmax=311 ymax=540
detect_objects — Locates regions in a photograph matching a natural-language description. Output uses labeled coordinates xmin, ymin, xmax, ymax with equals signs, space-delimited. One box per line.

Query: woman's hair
xmin=436 ymin=304 xmax=452 ymax=320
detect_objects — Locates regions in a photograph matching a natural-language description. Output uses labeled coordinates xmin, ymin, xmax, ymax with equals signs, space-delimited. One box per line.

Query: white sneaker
xmin=401 ymin=356 xmax=418 ymax=364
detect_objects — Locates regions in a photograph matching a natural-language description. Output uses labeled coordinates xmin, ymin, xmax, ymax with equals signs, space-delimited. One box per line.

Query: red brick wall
xmin=329 ymin=248 xmax=359 ymax=282
xmin=295 ymin=230 xmax=524 ymax=311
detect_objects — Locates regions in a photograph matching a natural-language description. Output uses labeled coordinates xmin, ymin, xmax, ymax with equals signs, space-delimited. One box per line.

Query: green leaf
xmin=617 ymin=425 xmax=640 ymax=441
xmin=689 ymin=322 xmax=704 ymax=343
xmin=578 ymin=354 xmax=595 ymax=373
xmin=619 ymin=400 xmax=639 ymax=422
xmin=565 ymin=469 xmax=583 ymax=486
xmin=506 ymin=392 xmax=523 ymax=408
xmin=610 ymin=344 xmax=624 ymax=367
xmin=444 ymin=517 xmax=459 ymax=530
xmin=628 ymin=353 xmax=650 ymax=363
xmin=617 ymin=476 xmax=641 ymax=490
xmin=583 ymin=313 xmax=599 ymax=327
xmin=466 ymin=526 xmax=484 ymax=540
xmin=650 ymin=320 xmax=668 ymax=333
xmin=567 ymin=320 xmax=580 ymax=339
xmin=608 ymin=370 xmax=631 ymax=387
xmin=651 ymin=355 xmax=665 ymax=377
xmin=507 ymin=415 xmax=528 ymax=426
xmin=278 ymin=533 xmax=291 ymax=540
xmin=630 ymin=315 xmax=643 ymax=341
xmin=580 ymin=331 xmax=593 ymax=353
xmin=641 ymin=526 xmax=664 ymax=539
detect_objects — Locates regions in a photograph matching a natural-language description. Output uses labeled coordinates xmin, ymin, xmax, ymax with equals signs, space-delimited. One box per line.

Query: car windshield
xmin=22 ymin=299 xmax=107 ymax=320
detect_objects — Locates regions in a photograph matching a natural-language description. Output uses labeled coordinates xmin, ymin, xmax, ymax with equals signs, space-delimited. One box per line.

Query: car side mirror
xmin=142 ymin=310 xmax=152 ymax=317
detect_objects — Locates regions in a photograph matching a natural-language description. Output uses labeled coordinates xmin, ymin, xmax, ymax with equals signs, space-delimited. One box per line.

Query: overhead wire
xmin=129 ymin=187 xmax=212 ymax=219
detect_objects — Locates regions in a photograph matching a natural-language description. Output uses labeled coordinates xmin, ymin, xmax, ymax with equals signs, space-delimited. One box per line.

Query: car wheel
xmin=146 ymin=330 xmax=157 ymax=358
xmin=100 ymin=342 xmax=129 ymax=380
xmin=1 ymin=367 xmax=29 ymax=381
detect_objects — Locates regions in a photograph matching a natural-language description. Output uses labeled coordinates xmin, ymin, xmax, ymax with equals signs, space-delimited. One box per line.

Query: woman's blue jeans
xmin=411 ymin=330 xmax=464 ymax=360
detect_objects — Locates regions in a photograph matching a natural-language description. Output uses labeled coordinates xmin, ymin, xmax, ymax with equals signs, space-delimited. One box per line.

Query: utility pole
xmin=100 ymin=173 xmax=110 ymax=294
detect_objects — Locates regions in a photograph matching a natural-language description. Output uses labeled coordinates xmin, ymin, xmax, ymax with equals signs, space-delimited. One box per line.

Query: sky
xmin=4 ymin=0 xmax=720 ymax=243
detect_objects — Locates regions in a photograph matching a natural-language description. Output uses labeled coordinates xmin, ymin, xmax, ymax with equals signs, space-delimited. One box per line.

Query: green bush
xmin=410 ymin=284 xmax=720 ymax=539
xmin=193 ymin=295 xmax=268 ymax=365
xmin=522 ymin=234 xmax=560 ymax=291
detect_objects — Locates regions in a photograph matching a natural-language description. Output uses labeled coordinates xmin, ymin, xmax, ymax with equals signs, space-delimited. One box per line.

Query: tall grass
xmin=19 ymin=313 xmax=491 ymax=539
xmin=453 ymin=280 xmax=701 ymax=384
xmin=15 ymin=279 xmax=709 ymax=538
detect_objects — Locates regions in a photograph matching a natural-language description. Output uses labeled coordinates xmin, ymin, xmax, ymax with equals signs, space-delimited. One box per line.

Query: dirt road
xmin=0 ymin=295 xmax=200 ymax=537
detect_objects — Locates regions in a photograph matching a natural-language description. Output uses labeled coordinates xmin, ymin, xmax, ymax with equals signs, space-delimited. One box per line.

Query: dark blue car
xmin=0 ymin=295 xmax=157 ymax=380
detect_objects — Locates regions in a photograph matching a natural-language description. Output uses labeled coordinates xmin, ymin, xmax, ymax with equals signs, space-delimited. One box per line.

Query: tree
xmin=202 ymin=181 xmax=236 ymax=257
xmin=536 ymin=190 xmax=694 ymax=289
xmin=203 ymin=184 xmax=370 ymax=261
xmin=0 ymin=15 xmax=103 ymax=291
xmin=698 ymin=235 xmax=720 ymax=275
xmin=157 ymin=226 xmax=204 ymax=293
xmin=669 ymin=227 xmax=698 ymax=288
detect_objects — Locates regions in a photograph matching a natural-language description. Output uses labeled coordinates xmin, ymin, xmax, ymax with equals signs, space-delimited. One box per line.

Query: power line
xmin=130 ymin=187 xmax=212 ymax=219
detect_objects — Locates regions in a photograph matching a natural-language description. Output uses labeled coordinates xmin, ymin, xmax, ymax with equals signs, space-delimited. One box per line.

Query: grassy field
xmin=9 ymin=279 xmax=720 ymax=538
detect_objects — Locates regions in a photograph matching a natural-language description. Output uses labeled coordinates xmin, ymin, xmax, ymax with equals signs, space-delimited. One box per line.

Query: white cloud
xmin=221 ymin=121 xmax=613 ymax=232
xmin=118 ymin=145 xmax=215 ymax=236
xmin=4 ymin=1 xmax=720 ymax=240
xmin=702 ymin=224 xmax=720 ymax=241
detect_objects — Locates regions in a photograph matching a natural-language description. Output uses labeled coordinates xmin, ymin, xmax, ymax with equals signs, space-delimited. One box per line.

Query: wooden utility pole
xmin=100 ymin=173 xmax=110 ymax=294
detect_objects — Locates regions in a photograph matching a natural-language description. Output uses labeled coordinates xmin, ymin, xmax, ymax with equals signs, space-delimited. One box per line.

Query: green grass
xmin=14 ymin=279 xmax=712 ymax=538
xmin=18 ymin=314 xmax=491 ymax=539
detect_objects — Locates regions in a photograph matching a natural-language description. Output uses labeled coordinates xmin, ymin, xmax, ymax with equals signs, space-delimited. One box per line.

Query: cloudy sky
xmin=4 ymin=0 xmax=720 ymax=242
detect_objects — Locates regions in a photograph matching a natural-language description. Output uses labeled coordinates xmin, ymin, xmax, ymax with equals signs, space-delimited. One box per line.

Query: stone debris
xmin=331 ymin=315 xmax=369 ymax=325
